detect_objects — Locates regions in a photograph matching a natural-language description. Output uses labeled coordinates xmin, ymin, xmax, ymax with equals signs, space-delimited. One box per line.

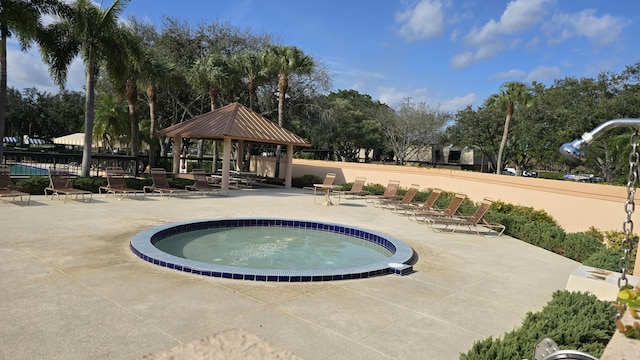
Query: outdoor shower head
xmin=559 ymin=118 xmax=640 ymax=163
xmin=559 ymin=138 xmax=587 ymax=163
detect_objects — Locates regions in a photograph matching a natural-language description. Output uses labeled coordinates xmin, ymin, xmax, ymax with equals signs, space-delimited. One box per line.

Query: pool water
xmin=9 ymin=164 xmax=49 ymax=176
xmin=130 ymin=218 xmax=414 ymax=282
xmin=154 ymin=226 xmax=392 ymax=270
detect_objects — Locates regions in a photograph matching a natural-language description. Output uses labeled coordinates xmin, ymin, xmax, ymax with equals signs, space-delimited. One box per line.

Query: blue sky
xmin=6 ymin=0 xmax=640 ymax=111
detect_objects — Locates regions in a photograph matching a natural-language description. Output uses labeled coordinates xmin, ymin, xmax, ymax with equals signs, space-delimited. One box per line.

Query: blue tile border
xmin=130 ymin=217 xmax=414 ymax=282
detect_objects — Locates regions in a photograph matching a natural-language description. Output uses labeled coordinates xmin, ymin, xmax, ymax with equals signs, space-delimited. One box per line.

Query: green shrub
xmin=520 ymin=221 xmax=566 ymax=253
xmin=460 ymin=290 xmax=616 ymax=359
xmin=124 ymin=177 xmax=151 ymax=190
xmin=168 ymin=177 xmax=193 ymax=189
xmin=584 ymin=226 xmax=606 ymax=243
xmin=71 ymin=177 xmax=107 ymax=193
xmin=363 ymin=183 xmax=385 ymax=195
xmin=603 ymin=230 xmax=638 ymax=257
xmin=562 ymin=232 xmax=606 ymax=263
xmin=500 ymin=215 xmax=530 ymax=239
xmin=491 ymin=200 xmax=556 ymax=225
xmin=291 ymin=174 xmax=322 ymax=188
xmin=583 ymin=248 xmax=626 ymax=273
xmin=537 ymin=171 xmax=565 ymax=180
xmin=14 ymin=176 xmax=48 ymax=194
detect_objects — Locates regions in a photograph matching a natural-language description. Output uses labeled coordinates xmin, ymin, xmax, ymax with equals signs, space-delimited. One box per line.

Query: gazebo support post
xmin=172 ymin=136 xmax=181 ymax=175
xmin=237 ymin=140 xmax=244 ymax=171
xmin=285 ymin=144 xmax=293 ymax=188
xmin=221 ymin=137 xmax=232 ymax=194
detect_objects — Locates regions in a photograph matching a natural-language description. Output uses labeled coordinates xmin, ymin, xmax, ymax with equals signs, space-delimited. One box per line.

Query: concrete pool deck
xmin=1 ymin=188 xmax=580 ymax=359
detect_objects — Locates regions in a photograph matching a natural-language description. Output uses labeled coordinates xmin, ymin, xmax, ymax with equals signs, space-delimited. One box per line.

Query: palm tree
xmin=236 ymin=51 xmax=267 ymax=111
xmin=107 ymin=32 xmax=143 ymax=163
xmin=39 ymin=0 xmax=131 ymax=177
xmin=93 ymin=92 xmax=129 ymax=153
xmin=489 ymin=81 xmax=531 ymax=175
xmin=187 ymin=53 xmax=232 ymax=112
xmin=142 ymin=50 xmax=175 ymax=167
xmin=187 ymin=53 xmax=234 ymax=169
xmin=0 ymin=0 xmax=68 ymax=161
xmin=260 ymin=45 xmax=314 ymax=177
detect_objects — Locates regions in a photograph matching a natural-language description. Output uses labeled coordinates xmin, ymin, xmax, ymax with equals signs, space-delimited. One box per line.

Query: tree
xmin=316 ymin=90 xmax=386 ymax=162
xmin=0 ymin=0 xmax=68 ymax=161
xmin=261 ymin=45 xmax=315 ymax=177
xmin=187 ymin=53 xmax=234 ymax=112
xmin=488 ymin=81 xmax=532 ymax=174
xmin=235 ymin=51 xmax=267 ymax=111
xmin=39 ymin=0 xmax=131 ymax=177
xmin=380 ymin=98 xmax=450 ymax=165
xmin=446 ymin=104 xmax=504 ymax=172
xmin=93 ymin=91 xmax=128 ymax=153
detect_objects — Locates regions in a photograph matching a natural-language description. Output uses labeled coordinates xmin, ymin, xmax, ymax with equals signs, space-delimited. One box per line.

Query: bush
xmin=291 ymin=174 xmax=322 ymax=188
xmin=71 ymin=177 xmax=107 ymax=193
xmin=537 ymin=171 xmax=565 ymax=180
xmin=363 ymin=183 xmax=385 ymax=195
xmin=500 ymin=215 xmax=530 ymax=239
xmin=562 ymin=232 xmax=606 ymax=263
xmin=124 ymin=177 xmax=151 ymax=190
xmin=460 ymin=290 xmax=616 ymax=359
xmin=603 ymin=230 xmax=638 ymax=257
xmin=583 ymin=248 xmax=626 ymax=272
xmin=14 ymin=176 xmax=48 ymax=194
xmin=168 ymin=177 xmax=194 ymax=189
xmin=520 ymin=221 xmax=566 ymax=253
xmin=491 ymin=200 xmax=556 ymax=225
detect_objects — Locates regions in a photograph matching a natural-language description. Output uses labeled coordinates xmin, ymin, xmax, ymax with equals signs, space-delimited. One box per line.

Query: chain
xmin=617 ymin=131 xmax=640 ymax=323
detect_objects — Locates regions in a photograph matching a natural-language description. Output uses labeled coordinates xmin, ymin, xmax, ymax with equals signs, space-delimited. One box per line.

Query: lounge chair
xmin=429 ymin=197 xmax=506 ymax=236
xmin=303 ymin=172 xmax=336 ymax=194
xmin=99 ymin=167 xmax=146 ymax=200
xmin=374 ymin=183 xmax=420 ymax=209
xmin=366 ymin=180 xmax=401 ymax=204
xmin=393 ymin=188 xmax=443 ymax=215
xmin=185 ymin=169 xmax=220 ymax=196
xmin=45 ymin=167 xmax=92 ymax=203
xmin=0 ymin=165 xmax=30 ymax=205
xmin=143 ymin=168 xmax=188 ymax=198
xmin=334 ymin=176 xmax=370 ymax=203
xmin=410 ymin=192 xmax=466 ymax=224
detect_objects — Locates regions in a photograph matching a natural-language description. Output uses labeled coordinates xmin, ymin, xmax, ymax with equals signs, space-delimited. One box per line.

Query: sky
xmin=6 ymin=0 xmax=640 ymax=111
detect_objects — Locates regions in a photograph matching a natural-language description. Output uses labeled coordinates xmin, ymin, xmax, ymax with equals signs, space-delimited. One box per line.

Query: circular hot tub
xmin=130 ymin=218 xmax=414 ymax=282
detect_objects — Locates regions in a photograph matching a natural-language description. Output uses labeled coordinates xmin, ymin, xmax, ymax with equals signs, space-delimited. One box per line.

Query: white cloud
xmin=376 ymin=87 xmax=418 ymax=108
xmin=7 ymin=44 xmax=85 ymax=93
xmin=396 ymin=0 xmax=445 ymax=41
xmin=463 ymin=0 xmax=549 ymax=46
xmin=524 ymin=65 xmax=561 ymax=82
xmin=490 ymin=69 xmax=527 ymax=80
xmin=449 ymin=42 xmax=504 ymax=69
xmin=544 ymin=9 xmax=629 ymax=48
xmin=440 ymin=93 xmax=477 ymax=112
xmin=525 ymin=36 xmax=540 ymax=51
xmin=451 ymin=0 xmax=550 ymax=68
xmin=374 ymin=86 xmax=475 ymax=112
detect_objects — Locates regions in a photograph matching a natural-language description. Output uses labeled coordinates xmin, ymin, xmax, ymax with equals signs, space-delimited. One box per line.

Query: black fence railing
xmin=2 ymin=151 xmax=221 ymax=177
xmin=2 ymin=151 xmax=140 ymax=177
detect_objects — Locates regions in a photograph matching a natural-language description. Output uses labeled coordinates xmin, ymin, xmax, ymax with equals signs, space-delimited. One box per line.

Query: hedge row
xmin=460 ymin=290 xmax=616 ymax=359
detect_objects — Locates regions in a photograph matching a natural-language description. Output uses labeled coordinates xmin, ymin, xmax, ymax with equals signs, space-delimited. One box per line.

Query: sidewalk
xmin=0 ymin=188 xmax=579 ymax=359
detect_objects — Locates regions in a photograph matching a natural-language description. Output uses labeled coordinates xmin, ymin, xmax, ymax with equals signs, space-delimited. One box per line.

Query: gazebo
xmin=155 ymin=102 xmax=311 ymax=193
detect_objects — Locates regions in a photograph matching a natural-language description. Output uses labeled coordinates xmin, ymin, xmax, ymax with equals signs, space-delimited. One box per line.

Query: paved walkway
xmin=0 ymin=188 xmax=579 ymax=359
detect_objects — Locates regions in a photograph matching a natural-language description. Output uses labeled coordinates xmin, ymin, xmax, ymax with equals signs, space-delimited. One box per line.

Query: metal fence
xmin=1 ymin=151 xmax=221 ymax=177
xmin=2 ymin=151 xmax=140 ymax=177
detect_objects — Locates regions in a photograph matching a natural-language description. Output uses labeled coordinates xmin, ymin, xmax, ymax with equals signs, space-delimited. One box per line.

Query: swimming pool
xmin=130 ymin=218 xmax=415 ymax=282
xmin=9 ymin=163 xmax=49 ymax=176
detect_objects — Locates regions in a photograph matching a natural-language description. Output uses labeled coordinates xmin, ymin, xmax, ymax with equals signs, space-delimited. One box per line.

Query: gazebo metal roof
xmin=156 ymin=102 xmax=311 ymax=147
